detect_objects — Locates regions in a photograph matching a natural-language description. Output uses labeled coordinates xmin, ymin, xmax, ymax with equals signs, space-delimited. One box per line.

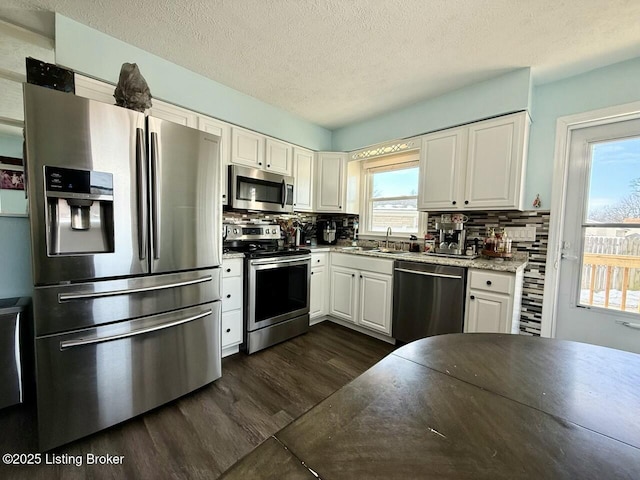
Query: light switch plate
xmin=504 ymin=226 xmax=536 ymax=242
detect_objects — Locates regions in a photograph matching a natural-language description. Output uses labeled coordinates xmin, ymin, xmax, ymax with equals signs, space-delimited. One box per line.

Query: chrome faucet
xmin=385 ymin=227 xmax=392 ymax=249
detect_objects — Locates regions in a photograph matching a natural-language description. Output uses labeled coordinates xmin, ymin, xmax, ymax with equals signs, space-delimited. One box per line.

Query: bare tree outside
xmin=589 ymin=177 xmax=640 ymax=222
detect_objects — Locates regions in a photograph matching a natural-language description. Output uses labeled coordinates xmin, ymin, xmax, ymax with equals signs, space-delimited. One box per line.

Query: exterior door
xmin=148 ymin=117 xmax=222 ymax=273
xmin=556 ymin=119 xmax=640 ymax=353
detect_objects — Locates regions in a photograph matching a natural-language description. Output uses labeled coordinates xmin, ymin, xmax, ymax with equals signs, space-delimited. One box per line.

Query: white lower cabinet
xmin=329 ymin=253 xmax=393 ymax=337
xmin=464 ymin=268 xmax=524 ymax=334
xmin=310 ymin=252 xmax=329 ymax=324
xmin=221 ymin=258 xmax=244 ymax=357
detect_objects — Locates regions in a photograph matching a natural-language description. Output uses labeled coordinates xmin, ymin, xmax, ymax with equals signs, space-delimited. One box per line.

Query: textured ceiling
xmin=2 ymin=0 xmax=640 ymax=129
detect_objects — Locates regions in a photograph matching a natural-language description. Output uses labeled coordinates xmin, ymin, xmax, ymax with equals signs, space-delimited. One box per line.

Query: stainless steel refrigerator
xmin=23 ymin=83 xmax=223 ymax=451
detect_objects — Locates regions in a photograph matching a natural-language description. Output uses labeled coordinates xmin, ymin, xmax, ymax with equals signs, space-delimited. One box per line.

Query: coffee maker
xmin=434 ymin=215 xmax=466 ymax=256
xmin=317 ymin=220 xmax=337 ymax=245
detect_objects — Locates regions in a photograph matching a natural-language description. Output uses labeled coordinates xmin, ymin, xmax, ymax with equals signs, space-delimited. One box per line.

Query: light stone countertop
xmin=222 ymin=252 xmax=246 ymax=260
xmin=329 ymin=247 xmax=528 ymax=273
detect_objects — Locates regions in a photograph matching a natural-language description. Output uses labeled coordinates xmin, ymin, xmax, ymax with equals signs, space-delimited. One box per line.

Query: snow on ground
xmin=580 ymin=289 xmax=640 ymax=312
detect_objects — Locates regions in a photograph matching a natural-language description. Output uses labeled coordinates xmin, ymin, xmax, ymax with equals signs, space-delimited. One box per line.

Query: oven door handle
xmin=250 ymin=256 xmax=310 ymax=266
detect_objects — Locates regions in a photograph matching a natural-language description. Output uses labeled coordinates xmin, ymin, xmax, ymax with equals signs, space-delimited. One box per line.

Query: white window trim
xmin=359 ymin=151 xmax=427 ymax=240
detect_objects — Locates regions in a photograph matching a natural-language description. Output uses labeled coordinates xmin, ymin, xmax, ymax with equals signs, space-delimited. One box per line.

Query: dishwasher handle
xmin=394 ymin=267 xmax=463 ymax=280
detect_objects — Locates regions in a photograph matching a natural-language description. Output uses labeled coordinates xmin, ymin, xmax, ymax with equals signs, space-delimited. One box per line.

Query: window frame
xmin=359 ymin=151 xmax=427 ymax=239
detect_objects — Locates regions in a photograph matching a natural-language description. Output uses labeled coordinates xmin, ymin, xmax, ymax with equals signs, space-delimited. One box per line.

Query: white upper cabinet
xmin=148 ymin=100 xmax=197 ymax=128
xmin=231 ymin=128 xmax=294 ymax=176
xmin=198 ymin=116 xmax=231 ymax=204
xmin=315 ymin=152 xmax=346 ymax=212
xmin=74 ymin=74 xmax=115 ymax=104
xmin=417 ymin=127 xmax=467 ymax=210
xmin=418 ymin=111 xmax=530 ymax=211
xmin=293 ymin=148 xmax=314 ymax=211
xmin=465 ymin=112 xmax=529 ymax=209
xmin=231 ymin=127 xmax=265 ymax=168
xmin=265 ymin=138 xmax=292 ymax=175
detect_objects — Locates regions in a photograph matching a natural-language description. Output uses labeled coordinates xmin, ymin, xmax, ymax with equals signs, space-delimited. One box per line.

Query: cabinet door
xmin=222 ymin=310 xmax=243 ymax=348
xmin=74 ymin=75 xmax=115 ymax=104
xmin=358 ymin=271 xmax=392 ymax=335
xmin=293 ymin=148 xmax=314 ymax=211
xmin=265 ymin=138 xmax=292 ymax=175
xmin=148 ymin=99 xmax=197 ymax=127
xmin=310 ymin=266 xmax=327 ymax=319
xmin=316 ymin=153 xmax=345 ymax=212
xmin=329 ymin=266 xmax=357 ymax=323
xmin=417 ymin=128 xmax=467 ymax=210
xmin=198 ymin=116 xmax=231 ymax=205
xmin=465 ymin=290 xmax=512 ymax=333
xmin=465 ymin=112 xmax=528 ymax=210
xmin=231 ymin=127 xmax=265 ymax=168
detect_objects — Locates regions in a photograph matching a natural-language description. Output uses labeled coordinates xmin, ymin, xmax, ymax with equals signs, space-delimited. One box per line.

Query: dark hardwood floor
xmin=0 ymin=321 xmax=395 ymax=479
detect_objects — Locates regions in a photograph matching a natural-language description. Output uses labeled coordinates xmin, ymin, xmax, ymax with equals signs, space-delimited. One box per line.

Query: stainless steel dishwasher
xmin=392 ymin=260 xmax=466 ymax=343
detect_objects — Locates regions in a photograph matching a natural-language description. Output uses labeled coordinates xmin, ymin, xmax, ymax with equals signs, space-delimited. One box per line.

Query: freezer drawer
xmin=35 ymin=301 xmax=221 ymax=451
xmin=33 ymin=268 xmax=221 ymax=336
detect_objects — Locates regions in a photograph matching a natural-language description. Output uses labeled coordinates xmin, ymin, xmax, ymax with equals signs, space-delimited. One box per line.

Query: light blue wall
xmin=55 ymin=15 xmax=332 ymax=151
xmin=526 ymin=56 xmax=640 ymax=206
xmin=331 ymin=68 xmax=532 ymax=151
xmin=0 ymin=217 xmax=32 ymax=298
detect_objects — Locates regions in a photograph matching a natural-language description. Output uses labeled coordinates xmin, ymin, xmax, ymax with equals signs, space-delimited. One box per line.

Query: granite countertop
xmin=329 ymin=247 xmax=528 ymax=273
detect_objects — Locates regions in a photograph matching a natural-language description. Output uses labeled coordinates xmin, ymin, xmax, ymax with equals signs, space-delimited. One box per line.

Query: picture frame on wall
xmin=0 ymin=156 xmax=24 ymax=191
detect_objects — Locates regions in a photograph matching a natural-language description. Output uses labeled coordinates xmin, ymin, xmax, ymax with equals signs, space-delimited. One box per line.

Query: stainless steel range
xmin=224 ymin=224 xmax=311 ymax=354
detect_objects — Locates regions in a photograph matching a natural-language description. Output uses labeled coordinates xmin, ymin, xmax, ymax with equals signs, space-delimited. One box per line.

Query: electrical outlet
xmin=504 ymin=226 xmax=536 ymax=242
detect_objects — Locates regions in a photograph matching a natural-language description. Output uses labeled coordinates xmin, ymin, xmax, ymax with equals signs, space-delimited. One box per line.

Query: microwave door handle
xmin=150 ymin=131 xmax=160 ymax=260
xmin=136 ymin=127 xmax=147 ymax=260
xmin=281 ymin=179 xmax=287 ymax=208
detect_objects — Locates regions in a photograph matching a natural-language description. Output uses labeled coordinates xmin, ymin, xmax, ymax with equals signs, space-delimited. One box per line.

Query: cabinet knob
xmin=311 ymin=272 xmax=314 ymax=275
xmin=317 ymin=259 xmax=320 ymax=263
xmin=470 ymin=295 xmax=475 ymax=300
xmin=226 ymin=294 xmax=231 ymax=299
xmin=352 ymin=273 xmax=355 ymax=277
xmin=486 ymin=280 xmax=492 ymax=286
xmin=226 ymin=328 xmax=231 ymax=333
xmin=222 ymin=194 xmax=226 ymax=199
xmin=226 ymin=268 xmax=231 ymax=273
xmin=294 ymin=203 xmax=296 ymax=206
xmin=452 ymin=201 xmax=457 ymax=205
xmin=359 ymin=275 xmax=362 ymax=278
xmin=464 ymin=200 xmax=469 ymax=205
xmin=259 ymin=162 xmax=262 ymax=166
xmin=267 ymin=164 xmax=271 ymax=168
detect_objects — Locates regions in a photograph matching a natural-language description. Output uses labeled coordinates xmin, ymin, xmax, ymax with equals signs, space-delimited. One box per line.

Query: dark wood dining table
xmin=221 ymin=333 xmax=640 ymax=479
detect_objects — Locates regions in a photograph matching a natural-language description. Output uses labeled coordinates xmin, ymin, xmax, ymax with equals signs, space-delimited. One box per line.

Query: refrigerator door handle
xmin=58 ymin=275 xmax=213 ymax=302
xmin=136 ymin=127 xmax=147 ymax=260
xmin=150 ymin=131 xmax=160 ymax=260
xmin=59 ymin=309 xmax=213 ymax=350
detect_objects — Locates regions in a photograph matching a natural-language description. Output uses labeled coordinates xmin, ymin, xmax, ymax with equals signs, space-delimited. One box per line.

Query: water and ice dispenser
xmin=44 ymin=166 xmax=115 ymax=255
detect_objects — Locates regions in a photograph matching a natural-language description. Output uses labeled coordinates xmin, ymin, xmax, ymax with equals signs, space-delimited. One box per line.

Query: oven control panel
xmin=224 ymin=223 xmax=281 ymax=241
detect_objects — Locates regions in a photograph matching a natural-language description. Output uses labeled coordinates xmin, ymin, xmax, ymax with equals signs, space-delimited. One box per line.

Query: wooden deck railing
xmin=582 ymin=253 xmax=640 ymax=312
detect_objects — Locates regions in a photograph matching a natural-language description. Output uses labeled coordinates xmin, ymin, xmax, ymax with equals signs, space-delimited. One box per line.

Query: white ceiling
xmin=2 ymin=0 xmax=640 ymax=129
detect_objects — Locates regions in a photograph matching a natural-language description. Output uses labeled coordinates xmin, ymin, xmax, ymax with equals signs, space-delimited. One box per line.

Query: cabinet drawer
xmin=311 ymin=252 xmax=327 ymax=267
xmin=222 ymin=259 xmax=243 ymax=278
xmin=222 ymin=310 xmax=243 ymax=347
xmin=222 ymin=277 xmax=243 ymax=312
xmin=469 ymin=269 xmax=514 ymax=294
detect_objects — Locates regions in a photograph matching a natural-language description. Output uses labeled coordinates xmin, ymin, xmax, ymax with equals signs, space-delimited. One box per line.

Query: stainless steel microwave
xmin=228 ymin=165 xmax=294 ymax=213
